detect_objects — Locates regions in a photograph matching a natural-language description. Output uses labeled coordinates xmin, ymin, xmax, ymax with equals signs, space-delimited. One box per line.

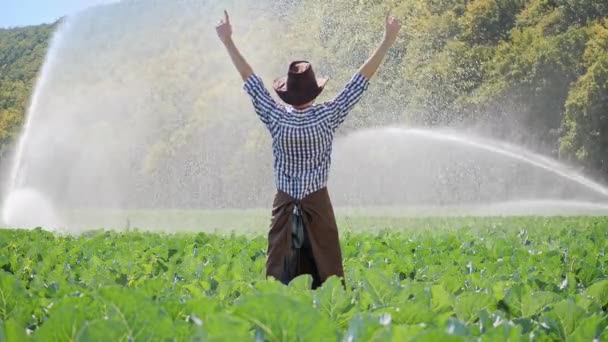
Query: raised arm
xmin=216 ymin=10 xmax=253 ymax=81
xmin=358 ymin=14 xmax=401 ymax=80
xmin=325 ymin=14 xmax=401 ymax=130
xmin=216 ymin=10 xmax=281 ymax=129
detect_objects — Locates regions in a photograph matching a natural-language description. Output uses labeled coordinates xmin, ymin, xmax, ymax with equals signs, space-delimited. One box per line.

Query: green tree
xmin=560 ymin=20 xmax=608 ymax=175
xmin=462 ymin=0 xmax=525 ymax=45
xmin=557 ymin=0 xmax=608 ymax=25
xmin=0 ymin=24 xmax=54 ymax=154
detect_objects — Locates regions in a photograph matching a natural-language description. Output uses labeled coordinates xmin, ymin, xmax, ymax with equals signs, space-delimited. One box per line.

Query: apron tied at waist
xmin=266 ymin=187 xmax=344 ymax=288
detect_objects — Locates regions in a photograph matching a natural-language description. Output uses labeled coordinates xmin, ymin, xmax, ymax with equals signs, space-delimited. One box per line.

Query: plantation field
xmin=57 ymin=203 xmax=608 ymax=233
xmin=1 ymin=217 xmax=608 ymax=341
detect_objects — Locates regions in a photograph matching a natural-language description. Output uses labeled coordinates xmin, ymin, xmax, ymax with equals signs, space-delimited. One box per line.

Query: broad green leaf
xmin=234 ymin=293 xmax=337 ymax=341
xmin=430 ymin=285 xmax=452 ymax=313
xmin=390 ymin=302 xmax=435 ymax=325
xmin=566 ymin=272 xmax=578 ymax=294
xmin=77 ymin=319 xmax=129 ymax=341
xmin=480 ymin=323 xmax=525 ymax=342
xmin=502 ymin=284 xmax=561 ymax=318
xmin=454 ymin=292 xmax=494 ymax=323
xmin=392 ymin=324 xmax=426 ymax=340
xmin=253 ymin=276 xmax=313 ymax=305
xmin=361 ymin=269 xmax=401 ymax=309
xmin=439 ymin=275 xmax=465 ymax=294
xmin=553 ymin=300 xmax=587 ymax=337
xmin=526 ymin=291 xmax=562 ymax=317
xmin=574 ymin=293 xmax=601 ymax=312
xmin=33 ymin=301 xmax=88 ymax=341
xmin=0 ymin=271 xmax=23 ymax=321
xmin=502 ymin=284 xmax=528 ymax=317
xmin=541 ymin=313 xmax=567 ymax=341
xmin=97 ymin=286 xmax=175 ymax=340
xmin=576 ymin=262 xmax=601 ymax=287
xmin=253 ymin=278 xmax=291 ymax=295
xmin=491 ymin=280 xmax=511 ymax=301
xmin=569 ymin=315 xmax=607 ymax=342
xmin=0 ymin=319 xmax=27 ymax=342
xmin=542 ymin=299 xmax=587 ymax=339
xmin=182 ymin=296 xmax=221 ymax=320
xmin=216 ymin=280 xmax=250 ymax=302
xmin=202 ymin=313 xmax=252 ymax=341
xmin=586 ymin=279 xmax=608 ymax=307
xmin=315 ymin=276 xmax=355 ymax=328
xmin=288 ymin=274 xmax=313 ymax=291
xmin=343 ymin=314 xmax=392 ymax=342
xmin=478 ymin=310 xmax=493 ymax=334
xmin=513 ymin=317 xmax=535 ymax=335
xmin=411 ymin=328 xmax=466 ymax=342
xmin=446 ymin=317 xmax=470 ymax=336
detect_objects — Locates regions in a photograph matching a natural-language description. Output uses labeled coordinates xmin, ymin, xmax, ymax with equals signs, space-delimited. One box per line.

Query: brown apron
xmin=266 ymin=187 xmax=344 ymax=289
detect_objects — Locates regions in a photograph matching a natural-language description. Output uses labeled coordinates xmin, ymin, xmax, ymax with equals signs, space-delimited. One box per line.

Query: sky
xmin=0 ymin=0 xmax=117 ymax=28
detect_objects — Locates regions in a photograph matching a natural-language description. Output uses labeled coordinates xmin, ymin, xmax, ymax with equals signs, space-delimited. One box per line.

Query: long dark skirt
xmin=266 ymin=188 xmax=345 ymax=289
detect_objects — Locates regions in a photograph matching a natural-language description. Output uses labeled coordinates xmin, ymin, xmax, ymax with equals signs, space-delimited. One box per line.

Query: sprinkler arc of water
xmin=339 ymin=127 xmax=608 ymax=199
xmin=4 ymin=21 xmax=70 ymax=199
xmin=1 ymin=22 xmax=71 ymax=227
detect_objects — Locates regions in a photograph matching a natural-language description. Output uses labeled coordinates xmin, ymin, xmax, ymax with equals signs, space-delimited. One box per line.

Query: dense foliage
xmin=0 ymin=24 xmax=54 ymax=155
xmin=1 ymin=217 xmax=608 ymax=340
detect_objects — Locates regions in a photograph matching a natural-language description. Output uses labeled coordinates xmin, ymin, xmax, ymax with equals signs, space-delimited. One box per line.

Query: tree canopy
xmin=0 ymin=24 xmax=54 ymax=151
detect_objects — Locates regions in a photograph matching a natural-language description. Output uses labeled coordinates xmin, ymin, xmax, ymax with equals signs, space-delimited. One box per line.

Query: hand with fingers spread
xmin=216 ymin=10 xmax=232 ymax=44
xmin=384 ymin=14 xmax=401 ymax=46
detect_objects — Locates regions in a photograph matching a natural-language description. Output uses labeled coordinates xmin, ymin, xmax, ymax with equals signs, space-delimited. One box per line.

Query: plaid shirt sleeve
xmin=243 ymin=74 xmax=281 ymax=129
xmin=326 ymin=73 xmax=370 ymax=130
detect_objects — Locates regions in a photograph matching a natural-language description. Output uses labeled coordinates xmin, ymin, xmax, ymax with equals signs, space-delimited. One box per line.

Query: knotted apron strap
xmin=292 ymin=201 xmax=305 ymax=249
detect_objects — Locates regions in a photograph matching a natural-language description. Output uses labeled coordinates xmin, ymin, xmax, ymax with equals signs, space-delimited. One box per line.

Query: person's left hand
xmin=216 ymin=10 xmax=232 ymax=44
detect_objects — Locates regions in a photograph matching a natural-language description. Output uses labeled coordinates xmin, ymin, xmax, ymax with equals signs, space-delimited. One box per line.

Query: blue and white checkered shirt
xmin=244 ymin=73 xmax=369 ymax=200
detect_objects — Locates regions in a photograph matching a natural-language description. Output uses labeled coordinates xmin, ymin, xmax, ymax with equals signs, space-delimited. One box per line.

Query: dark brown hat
xmin=273 ymin=61 xmax=329 ymax=106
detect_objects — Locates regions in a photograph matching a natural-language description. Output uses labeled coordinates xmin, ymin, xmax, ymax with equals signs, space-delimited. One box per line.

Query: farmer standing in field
xmin=216 ymin=11 xmax=401 ymax=289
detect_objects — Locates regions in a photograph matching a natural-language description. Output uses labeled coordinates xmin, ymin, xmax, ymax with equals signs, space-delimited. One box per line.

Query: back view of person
xmin=216 ymin=10 xmax=401 ymax=288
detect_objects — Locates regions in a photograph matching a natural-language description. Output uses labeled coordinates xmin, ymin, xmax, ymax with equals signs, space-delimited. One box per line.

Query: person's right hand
xmin=216 ymin=10 xmax=232 ymax=44
xmin=384 ymin=14 xmax=401 ymax=46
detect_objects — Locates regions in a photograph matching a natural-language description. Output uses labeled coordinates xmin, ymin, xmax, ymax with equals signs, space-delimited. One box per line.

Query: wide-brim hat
xmin=273 ymin=61 xmax=329 ymax=106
